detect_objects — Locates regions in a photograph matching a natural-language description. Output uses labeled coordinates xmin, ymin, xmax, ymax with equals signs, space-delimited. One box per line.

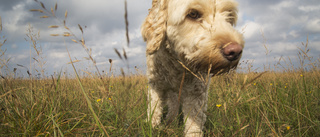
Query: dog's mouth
xmin=183 ymin=46 xmax=242 ymax=75
xmin=185 ymin=55 xmax=241 ymax=75
xmin=209 ymin=62 xmax=239 ymax=75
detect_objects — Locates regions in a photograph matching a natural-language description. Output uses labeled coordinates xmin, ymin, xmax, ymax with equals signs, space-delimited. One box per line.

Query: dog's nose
xmin=222 ymin=43 xmax=243 ymax=61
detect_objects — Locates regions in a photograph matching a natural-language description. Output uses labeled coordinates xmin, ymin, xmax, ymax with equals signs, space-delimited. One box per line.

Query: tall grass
xmin=0 ymin=16 xmax=9 ymax=77
xmin=1 ymin=1 xmax=320 ymax=136
xmin=1 ymin=69 xmax=319 ymax=136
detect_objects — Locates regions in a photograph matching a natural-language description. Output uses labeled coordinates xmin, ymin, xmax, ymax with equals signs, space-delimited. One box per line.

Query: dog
xmin=141 ymin=0 xmax=244 ymax=136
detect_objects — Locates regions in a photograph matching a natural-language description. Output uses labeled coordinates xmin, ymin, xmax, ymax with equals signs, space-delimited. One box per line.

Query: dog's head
xmin=142 ymin=0 xmax=245 ymax=74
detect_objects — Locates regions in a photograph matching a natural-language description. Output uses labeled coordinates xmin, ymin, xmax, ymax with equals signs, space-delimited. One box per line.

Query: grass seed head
xmin=123 ymin=48 xmax=127 ymax=60
xmin=40 ymin=2 xmax=46 ymax=9
xmin=40 ymin=16 xmax=49 ymax=18
xmin=114 ymin=48 xmax=123 ymax=60
xmin=55 ymin=3 xmax=58 ymax=11
xmin=48 ymin=25 xmax=59 ymax=28
xmin=65 ymin=10 xmax=68 ymax=19
xmin=30 ymin=9 xmax=44 ymax=13
xmin=78 ymin=24 xmax=83 ymax=34
xmin=71 ymin=39 xmax=78 ymax=43
xmin=50 ymin=34 xmax=60 ymax=36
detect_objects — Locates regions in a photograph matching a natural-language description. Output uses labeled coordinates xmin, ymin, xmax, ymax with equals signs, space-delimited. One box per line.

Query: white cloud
xmin=305 ymin=19 xmax=320 ymax=33
xmin=242 ymin=21 xmax=261 ymax=40
xmin=11 ymin=44 xmax=17 ymax=49
xmin=270 ymin=1 xmax=295 ymax=11
xmin=111 ymin=41 xmax=118 ymax=45
xmin=4 ymin=4 xmax=31 ymax=37
xmin=49 ymin=52 xmax=67 ymax=59
xmin=298 ymin=5 xmax=320 ymax=12
xmin=270 ymin=42 xmax=299 ymax=54
xmin=289 ymin=30 xmax=299 ymax=38
xmin=308 ymin=41 xmax=320 ymax=52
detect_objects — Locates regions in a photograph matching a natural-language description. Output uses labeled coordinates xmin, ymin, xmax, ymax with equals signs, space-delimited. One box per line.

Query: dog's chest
xmin=148 ymin=49 xmax=208 ymax=93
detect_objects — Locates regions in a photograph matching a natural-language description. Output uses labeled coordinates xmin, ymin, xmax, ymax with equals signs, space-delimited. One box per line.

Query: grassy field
xmin=1 ymin=70 xmax=319 ymax=136
xmin=1 ymin=1 xmax=320 ymax=136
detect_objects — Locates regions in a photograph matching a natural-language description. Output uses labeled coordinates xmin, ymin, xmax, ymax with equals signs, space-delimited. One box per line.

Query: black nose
xmin=222 ymin=43 xmax=243 ymax=61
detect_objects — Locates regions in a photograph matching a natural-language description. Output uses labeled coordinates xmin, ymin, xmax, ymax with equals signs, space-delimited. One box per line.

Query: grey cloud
xmin=1 ymin=0 xmax=320 ymax=76
xmin=0 ymin=0 xmax=25 ymax=11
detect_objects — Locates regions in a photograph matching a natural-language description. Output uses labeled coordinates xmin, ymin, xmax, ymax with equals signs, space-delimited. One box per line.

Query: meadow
xmin=1 ymin=1 xmax=320 ymax=137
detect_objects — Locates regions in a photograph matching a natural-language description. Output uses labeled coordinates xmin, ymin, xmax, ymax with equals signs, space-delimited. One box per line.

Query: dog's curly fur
xmin=141 ymin=0 xmax=244 ymax=136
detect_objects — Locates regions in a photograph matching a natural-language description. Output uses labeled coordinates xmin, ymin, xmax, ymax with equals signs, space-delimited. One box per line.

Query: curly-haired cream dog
xmin=141 ymin=0 xmax=244 ymax=136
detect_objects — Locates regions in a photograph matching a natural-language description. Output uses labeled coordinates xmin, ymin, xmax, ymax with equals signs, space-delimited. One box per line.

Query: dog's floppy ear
xmin=141 ymin=0 xmax=168 ymax=54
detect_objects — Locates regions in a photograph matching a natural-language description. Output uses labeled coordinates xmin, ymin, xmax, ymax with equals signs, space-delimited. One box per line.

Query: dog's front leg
xmin=182 ymin=88 xmax=208 ymax=137
xmin=147 ymin=83 xmax=164 ymax=128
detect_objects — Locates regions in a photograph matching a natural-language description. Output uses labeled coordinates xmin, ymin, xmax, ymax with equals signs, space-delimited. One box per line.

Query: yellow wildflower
xmin=253 ymin=83 xmax=256 ymax=86
xmin=286 ymin=126 xmax=290 ymax=130
xmin=108 ymin=97 xmax=112 ymax=101
xmin=216 ymin=104 xmax=222 ymax=108
xmin=96 ymin=99 xmax=101 ymax=102
xmin=300 ymin=74 xmax=303 ymax=77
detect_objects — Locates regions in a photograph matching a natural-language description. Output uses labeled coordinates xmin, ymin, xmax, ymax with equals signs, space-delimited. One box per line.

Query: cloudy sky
xmin=0 ymin=0 xmax=319 ymax=77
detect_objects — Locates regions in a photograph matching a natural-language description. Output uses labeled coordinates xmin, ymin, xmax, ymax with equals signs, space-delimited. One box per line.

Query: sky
xmin=0 ymin=0 xmax=319 ymax=78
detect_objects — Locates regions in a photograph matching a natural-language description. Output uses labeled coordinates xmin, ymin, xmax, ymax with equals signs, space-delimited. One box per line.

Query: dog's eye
xmin=226 ymin=11 xmax=236 ymax=25
xmin=226 ymin=18 xmax=234 ymax=25
xmin=187 ymin=10 xmax=201 ymax=20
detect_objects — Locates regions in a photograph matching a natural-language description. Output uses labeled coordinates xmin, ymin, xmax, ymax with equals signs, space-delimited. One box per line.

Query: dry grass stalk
xmin=33 ymin=1 xmax=106 ymax=80
xmin=123 ymin=48 xmax=128 ymax=60
xmin=67 ymin=60 xmax=80 ymax=64
xmin=241 ymin=71 xmax=266 ymax=90
xmin=114 ymin=48 xmax=123 ymax=60
xmin=124 ymin=0 xmax=129 ymax=47
xmin=0 ymin=16 xmax=2 ymax=31
xmin=29 ymin=2 xmax=115 ymax=135
xmin=26 ymin=25 xmax=46 ymax=78
xmin=109 ymin=59 xmax=113 ymax=75
xmin=222 ymin=42 xmax=232 ymax=49
xmin=178 ymin=70 xmax=185 ymax=103
xmin=177 ymin=60 xmax=203 ymax=83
